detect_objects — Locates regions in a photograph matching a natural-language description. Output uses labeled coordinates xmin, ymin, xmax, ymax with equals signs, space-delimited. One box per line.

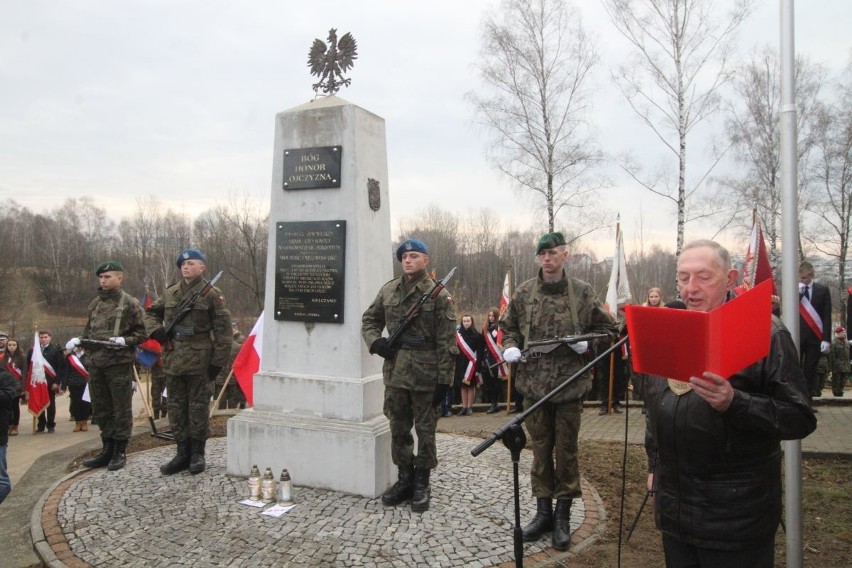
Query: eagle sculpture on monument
xmin=308 ymin=28 xmax=358 ymax=96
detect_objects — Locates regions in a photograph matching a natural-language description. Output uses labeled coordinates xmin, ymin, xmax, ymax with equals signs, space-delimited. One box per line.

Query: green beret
xmin=95 ymin=260 xmax=124 ymax=275
xmin=536 ymin=232 xmax=566 ymax=254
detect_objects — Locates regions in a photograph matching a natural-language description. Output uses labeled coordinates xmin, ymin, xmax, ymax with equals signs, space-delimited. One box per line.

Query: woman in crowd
xmin=480 ymin=307 xmax=504 ymax=414
xmin=633 ymin=287 xmax=666 ymax=406
xmin=643 ymin=287 xmax=665 ymax=307
xmin=62 ymin=345 xmax=92 ymax=432
xmin=454 ymin=314 xmax=483 ymax=416
xmin=4 ymin=339 xmax=27 ymax=436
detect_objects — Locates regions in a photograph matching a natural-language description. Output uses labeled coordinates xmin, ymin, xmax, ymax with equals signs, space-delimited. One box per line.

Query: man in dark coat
xmin=28 ymin=330 xmax=66 ymax=433
xmin=798 ymin=260 xmax=832 ymax=403
xmin=645 ymin=240 xmax=816 ymax=566
xmin=0 ymin=365 xmax=18 ymax=503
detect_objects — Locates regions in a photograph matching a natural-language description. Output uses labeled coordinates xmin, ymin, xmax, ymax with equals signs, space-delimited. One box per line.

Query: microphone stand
xmin=471 ymin=336 xmax=629 ymax=568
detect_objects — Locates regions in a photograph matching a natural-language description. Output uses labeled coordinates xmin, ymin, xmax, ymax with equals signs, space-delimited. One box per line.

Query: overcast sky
xmin=1 ymin=0 xmax=849 ymax=259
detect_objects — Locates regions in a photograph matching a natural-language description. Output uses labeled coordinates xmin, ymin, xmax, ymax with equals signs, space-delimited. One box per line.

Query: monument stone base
xmin=227 ymin=371 xmax=393 ymax=498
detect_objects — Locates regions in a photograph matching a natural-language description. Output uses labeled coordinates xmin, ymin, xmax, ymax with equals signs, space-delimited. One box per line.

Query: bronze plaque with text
xmin=282 ymin=146 xmax=342 ymax=190
xmin=274 ymin=220 xmax=346 ymax=323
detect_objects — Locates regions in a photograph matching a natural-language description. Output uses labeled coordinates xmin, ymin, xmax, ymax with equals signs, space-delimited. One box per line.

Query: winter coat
xmin=644 ymin=316 xmax=816 ymax=550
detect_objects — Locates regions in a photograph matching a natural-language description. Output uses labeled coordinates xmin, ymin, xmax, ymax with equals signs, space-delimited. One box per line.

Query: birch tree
xmin=721 ymin=48 xmax=825 ymax=268
xmin=468 ymin=0 xmax=604 ymax=233
xmin=602 ymin=0 xmax=755 ymax=255
xmin=806 ymin=60 xmax=852 ymax=322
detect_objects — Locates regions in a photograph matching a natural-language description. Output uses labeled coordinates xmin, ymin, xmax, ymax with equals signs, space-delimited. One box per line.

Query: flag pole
xmin=132 ymin=364 xmax=157 ymax=434
xmin=605 ymin=218 xmax=622 ymax=414
xmin=210 ymin=369 xmax=235 ymax=418
xmin=503 ymin=264 xmax=515 ymax=414
xmin=780 ymin=1 xmax=803 ymax=566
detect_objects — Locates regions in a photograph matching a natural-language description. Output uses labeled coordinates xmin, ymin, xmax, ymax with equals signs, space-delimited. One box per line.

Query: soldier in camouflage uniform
xmin=66 ymin=261 xmax=149 ymax=471
xmin=146 ymin=248 xmax=231 ymax=475
xmin=829 ymin=326 xmax=849 ymax=397
xmin=361 ymin=238 xmax=456 ymax=513
xmin=500 ymin=232 xmax=616 ymax=551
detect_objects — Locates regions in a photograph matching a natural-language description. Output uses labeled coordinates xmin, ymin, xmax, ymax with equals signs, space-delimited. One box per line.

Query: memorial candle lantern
xmin=248 ymin=465 xmax=261 ymax=501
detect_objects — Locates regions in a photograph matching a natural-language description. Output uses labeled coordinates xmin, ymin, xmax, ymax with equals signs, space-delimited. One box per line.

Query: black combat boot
xmin=410 ymin=468 xmax=431 ymax=512
xmin=522 ymin=497 xmax=553 ymax=541
xmin=486 ymin=403 xmax=499 ymax=414
xmin=82 ymin=438 xmax=115 ymax=469
xmin=188 ymin=439 xmax=207 ymax=474
xmin=552 ymin=498 xmax=572 ymax=551
xmin=107 ymin=439 xmax=127 ymax=471
xmin=160 ymin=440 xmax=192 ymax=475
xmin=381 ymin=465 xmax=415 ymax=506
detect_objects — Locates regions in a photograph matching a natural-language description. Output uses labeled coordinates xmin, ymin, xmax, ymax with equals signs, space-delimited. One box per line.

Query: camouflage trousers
xmin=88 ymin=363 xmax=134 ymax=441
xmin=150 ymin=365 xmax=167 ymax=415
xmin=525 ymin=397 xmax=583 ymax=500
xmin=384 ymin=386 xmax=439 ymax=470
xmin=166 ymin=373 xmax=212 ymax=442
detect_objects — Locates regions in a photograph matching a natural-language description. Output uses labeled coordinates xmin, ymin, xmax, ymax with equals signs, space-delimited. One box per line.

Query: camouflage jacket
xmin=145 ymin=276 xmax=232 ymax=376
xmin=82 ymin=288 xmax=148 ymax=369
xmin=361 ymin=271 xmax=457 ymax=392
xmin=500 ymin=269 xmax=617 ymax=404
xmin=830 ymin=339 xmax=850 ymax=372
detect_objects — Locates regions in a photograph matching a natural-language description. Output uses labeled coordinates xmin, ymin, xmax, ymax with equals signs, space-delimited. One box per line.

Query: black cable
xmin=616 ymin=376 xmax=630 ymax=568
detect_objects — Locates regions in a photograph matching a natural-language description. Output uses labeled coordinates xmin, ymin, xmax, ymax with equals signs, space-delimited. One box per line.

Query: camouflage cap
xmin=536 ymin=232 xmax=566 ymax=255
xmin=95 ymin=260 xmax=124 ymax=275
xmin=0 ymin=331 xmax=8 ymax=339
xmin=395 ymin=238 xmax=429 ymax=262
xmin=176 ymin=248 xmax=207 ymax=268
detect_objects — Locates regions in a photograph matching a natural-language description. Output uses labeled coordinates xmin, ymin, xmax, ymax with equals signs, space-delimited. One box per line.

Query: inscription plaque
xmin=275 ymin=220 xmax=346 ymax=323
xmin=282 ymin=146 xmax=342 ymax=190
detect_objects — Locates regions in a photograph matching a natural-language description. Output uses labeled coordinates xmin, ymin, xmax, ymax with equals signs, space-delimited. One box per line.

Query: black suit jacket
xmin=27 ymin=343 xmax=66 ymax=387
xmin=799 ymin=281 xmax=832 ymax=344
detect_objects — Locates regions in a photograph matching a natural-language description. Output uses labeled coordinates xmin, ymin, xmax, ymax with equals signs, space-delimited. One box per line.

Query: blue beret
xmin=396 ymin=239 xmax=429 ymax=262
xmin=176 ymin=248 xmax=207 ymax=268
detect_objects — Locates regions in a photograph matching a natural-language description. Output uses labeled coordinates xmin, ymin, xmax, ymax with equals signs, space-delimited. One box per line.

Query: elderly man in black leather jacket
xmin=644 ymin=240 xmax=816 ymax=568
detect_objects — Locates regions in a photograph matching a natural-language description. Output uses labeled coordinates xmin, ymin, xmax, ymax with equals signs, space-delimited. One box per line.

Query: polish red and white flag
xmin=232 ymin=312 xmax=263 ymax=407
xmin=499 ymin=272 xmax=511 ymax=317
xmin=27 ymin=331 xmax=53 ymax=417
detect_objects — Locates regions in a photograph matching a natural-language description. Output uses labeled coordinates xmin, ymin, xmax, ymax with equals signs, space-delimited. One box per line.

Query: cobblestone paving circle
xmin=48 ymin=434 xmax=602 ymax=567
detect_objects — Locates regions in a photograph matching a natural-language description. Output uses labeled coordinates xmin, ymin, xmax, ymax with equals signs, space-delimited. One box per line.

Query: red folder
xmin=625 ymin=280 xmax=773 ymax=382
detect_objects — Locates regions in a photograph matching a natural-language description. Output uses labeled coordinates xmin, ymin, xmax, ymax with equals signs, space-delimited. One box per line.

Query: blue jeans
xmin=0 ymin=444 xmax=10 ymax=504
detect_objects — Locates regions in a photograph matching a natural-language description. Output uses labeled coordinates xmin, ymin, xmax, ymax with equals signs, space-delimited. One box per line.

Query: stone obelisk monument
xmin=227 ymin=37 xmax=393 ymax=496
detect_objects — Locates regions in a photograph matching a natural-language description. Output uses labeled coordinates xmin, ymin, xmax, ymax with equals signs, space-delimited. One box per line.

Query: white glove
xmin=65 ymin=337 xmax=81 ymax=351
xmin=131 ymin=380 xmax=137 ymax=392
xmin=820 ymin=341 xmax=830 ymax=354
xmin=502 ymin=347 xmax=522 ymax=363
xmin=570 ymin=340 xmax=589 ymax=354
xmin=109 ymin=336 xmax=126 ymax=346
xmin=798 ymin=282 xmax=806 ymax=294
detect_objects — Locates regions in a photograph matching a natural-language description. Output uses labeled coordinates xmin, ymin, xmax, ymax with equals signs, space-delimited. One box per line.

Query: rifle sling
xmin=113 ymin=291 xmax=127 ymax=337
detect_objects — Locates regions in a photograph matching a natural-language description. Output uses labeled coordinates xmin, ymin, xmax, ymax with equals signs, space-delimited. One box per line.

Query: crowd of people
xmin=0 ymin=247 xmax=245 ymax=504
xmin=1 ymin=232 xmax=844 ymax=565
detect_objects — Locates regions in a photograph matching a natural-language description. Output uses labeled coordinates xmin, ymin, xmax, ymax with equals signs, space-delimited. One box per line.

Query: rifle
xmin=488 ymin=332 xmax=609 ymax=368
xmin=161 ymin=271 xmax=224 ymax=347
xmin=385 ymin=267 xmax=457 ymax=352
xmin=80 ymin=338 xmax=133 ymax=350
